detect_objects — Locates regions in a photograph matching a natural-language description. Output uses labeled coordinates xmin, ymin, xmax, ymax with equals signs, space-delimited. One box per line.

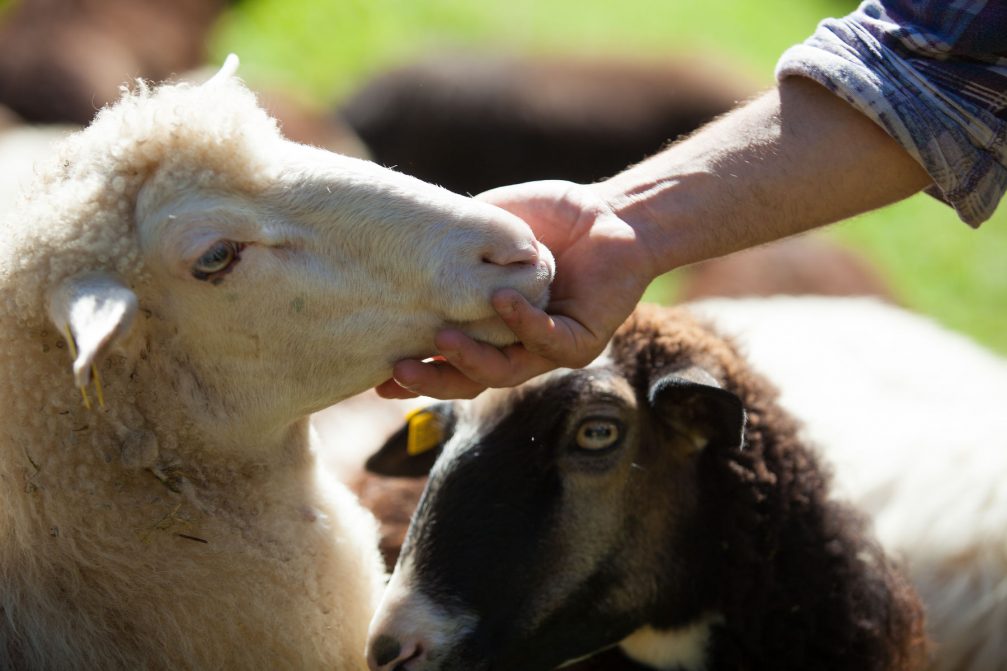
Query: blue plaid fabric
xmin=777 ymin=0 xmax=1007 ymax=226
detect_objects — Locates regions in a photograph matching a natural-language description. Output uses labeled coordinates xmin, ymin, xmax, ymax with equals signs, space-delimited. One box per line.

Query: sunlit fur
xmin=0 ymin=63 xmax=551 ymax=669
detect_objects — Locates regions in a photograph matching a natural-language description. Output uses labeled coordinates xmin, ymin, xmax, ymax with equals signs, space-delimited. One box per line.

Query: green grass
xmin=829 ymin=196 xmax=1007 ymax=351
xmin=211 ymin=0 xmax=1006 ymax=353
xmin=211 ymin=0 xmax=853 ymax=99
xmin=645 ymin=195 xmax=1007 ymax=353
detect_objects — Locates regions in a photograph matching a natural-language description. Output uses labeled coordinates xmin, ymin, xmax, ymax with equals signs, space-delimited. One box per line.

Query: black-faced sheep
xmin=338 ymin=54 xmax=751 ymax=195
xmin=364 ymin=302 xmax=928 ymax=671
xmin=0 ymin=58 xmax=554 ymax=669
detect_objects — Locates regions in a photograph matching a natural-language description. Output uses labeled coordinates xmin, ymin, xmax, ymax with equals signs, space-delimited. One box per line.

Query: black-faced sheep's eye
xmin=192 ymin=241 xmax=244 ymax=282
xmin=575 ymin=418 xmax=622 ymax=451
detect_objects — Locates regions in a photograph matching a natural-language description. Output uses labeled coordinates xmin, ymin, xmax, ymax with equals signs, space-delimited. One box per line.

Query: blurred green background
xmin=5 ymin=0 xmax=995 ymax=349
xmin=206 ymin=0 xmax=1007 ymax=352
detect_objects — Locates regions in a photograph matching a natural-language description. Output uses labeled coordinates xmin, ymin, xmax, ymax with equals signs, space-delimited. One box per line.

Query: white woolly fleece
xmin=0 ymin=67 xmax=391 ymax=670
xmin=0 ymin=47 xmax=553 ymax=666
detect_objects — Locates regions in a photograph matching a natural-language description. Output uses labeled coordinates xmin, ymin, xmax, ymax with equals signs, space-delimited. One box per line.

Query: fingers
xmin=438 ymin=328 xmax=557 ymax=387
xmin=493 ymin=288 xmax=602 ymax=368
xmin=383 ymin=320 xmax=565 ymax=400
xmin=374 ymin=377 xmax=420 ymax=400
xmin=491 ymin=290 xmax=559 ymax=356
xmin=389 ymin=284 xmax=609 ymax=399
xmin=390 ymin=357 xmax=489 ymax=400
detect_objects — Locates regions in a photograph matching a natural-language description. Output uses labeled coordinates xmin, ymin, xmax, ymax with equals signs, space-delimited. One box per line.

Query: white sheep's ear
xmin=48 ymin=271 xmax=138 ymax=390
xmin=648 ymin=366 xmax=746 ymax=452
xmin=203 ymin=53 xmax=240 ymax=87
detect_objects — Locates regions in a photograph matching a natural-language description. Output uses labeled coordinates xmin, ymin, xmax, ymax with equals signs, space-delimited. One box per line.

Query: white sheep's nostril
xmin=368 ymin=634 xmax=424 ymax=671
xmin=481 ymin=241 xmax=540 ymax=268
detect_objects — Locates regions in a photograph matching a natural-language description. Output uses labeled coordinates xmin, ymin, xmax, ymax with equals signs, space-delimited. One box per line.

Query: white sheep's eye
xmin=192 ymin=241 xmax=243 ymax=281
xmin=575 ymin=419 xmax=621 ymax=451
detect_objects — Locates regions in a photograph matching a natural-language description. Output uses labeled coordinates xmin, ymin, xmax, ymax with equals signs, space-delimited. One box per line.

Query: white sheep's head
xmin=35 ymin=56 xmax=553 ymax=434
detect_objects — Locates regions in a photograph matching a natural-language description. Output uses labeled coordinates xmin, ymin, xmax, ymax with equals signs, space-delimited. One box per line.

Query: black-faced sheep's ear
xmin=648 ymin=366 xmax=746 ymax=453
xmin=365 ymin=403 xmax=456 ymax=477
xmin=47 ymin=271 xmax=139 ymax=392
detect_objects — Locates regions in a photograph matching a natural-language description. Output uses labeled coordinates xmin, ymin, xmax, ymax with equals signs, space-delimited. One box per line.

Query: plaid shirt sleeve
xmin=776 ymin=0 xmax=1007 ymax=227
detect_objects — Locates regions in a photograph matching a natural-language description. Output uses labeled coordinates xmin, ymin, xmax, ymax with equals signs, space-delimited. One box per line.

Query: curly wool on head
xmin=1 ymin=72 xmax=279 ymax=324
xmin=0 ymin=66 xmax=287 ymax=516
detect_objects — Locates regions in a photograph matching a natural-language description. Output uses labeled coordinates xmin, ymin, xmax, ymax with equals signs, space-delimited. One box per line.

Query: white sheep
xmin=0 ymin=57 xmax=553 ymax=670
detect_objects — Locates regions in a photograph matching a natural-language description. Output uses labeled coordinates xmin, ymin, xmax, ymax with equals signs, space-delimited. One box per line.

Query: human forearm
xmin=375 ymin=75 xmax=932 ymax=401
xmin=593 ymin=76 xmax=932 ymax=273
xmin=377 ymin=3 xmax=1004 ymax=402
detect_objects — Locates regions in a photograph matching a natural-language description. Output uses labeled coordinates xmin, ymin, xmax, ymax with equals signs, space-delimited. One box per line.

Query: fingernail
xmin=392 ymin=364 xmax=420 ymax=391
xmin=392 ymin=375 xmax=416 ymax=391
xmin=497 ymin=299 xmax=515 ymax=316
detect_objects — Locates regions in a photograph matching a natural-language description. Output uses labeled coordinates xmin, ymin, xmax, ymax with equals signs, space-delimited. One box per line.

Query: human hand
xmin=375 ymin=180 xmax=659 ymax=400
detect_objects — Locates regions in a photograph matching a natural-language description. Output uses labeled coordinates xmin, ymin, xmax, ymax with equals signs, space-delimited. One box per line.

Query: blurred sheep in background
xmin=0 ymin=0 xmax=227 ymax=124
xmin=0 ymin=104 xmax=18 ymax=130
xmin=679 ymin=236 xmax=898 ymax=304
xmin=0 ymin=0 xmax=367 ymax=218
xmin=338 ymin=53 xmax=753 ymax=195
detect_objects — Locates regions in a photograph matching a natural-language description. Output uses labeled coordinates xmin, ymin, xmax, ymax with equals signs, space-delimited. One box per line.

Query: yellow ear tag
xmin=406 ymin=408 xmax=444 ymax=456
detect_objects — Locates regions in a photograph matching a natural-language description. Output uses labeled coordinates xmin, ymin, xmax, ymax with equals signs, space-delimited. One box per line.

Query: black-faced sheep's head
xmin=364 ymin=356 xmax=745 ymax=671
xmin=32 ymin=56 xmax=553 ymax=437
